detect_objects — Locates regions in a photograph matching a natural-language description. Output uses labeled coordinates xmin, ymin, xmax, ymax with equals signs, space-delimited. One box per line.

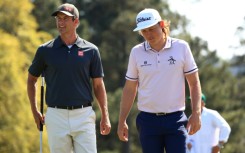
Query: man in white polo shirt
xmin=187 ymin=93 xmax=231 ymax=153
xmin=117 ymin=8 xmax=202 ymax=153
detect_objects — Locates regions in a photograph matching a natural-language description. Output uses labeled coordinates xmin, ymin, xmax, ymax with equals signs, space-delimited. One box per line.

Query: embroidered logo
xmin=168 ymin=56 xmax=176 ymax=65
xmin=78 ymin=51 xmax=84 ymax=56
xmin=140 ymin=61 xmax=152 ymax=67
xmin=137 ymin=17 xmax=151 ymax=24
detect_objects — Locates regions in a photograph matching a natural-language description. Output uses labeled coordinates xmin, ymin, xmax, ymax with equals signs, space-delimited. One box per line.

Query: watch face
xmin=218 ymin=143 xmax=224 ymax=149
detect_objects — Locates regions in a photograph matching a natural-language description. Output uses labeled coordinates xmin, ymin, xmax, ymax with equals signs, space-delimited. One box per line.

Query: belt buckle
xmin=156 ymin=112 xmax=167 ymax=116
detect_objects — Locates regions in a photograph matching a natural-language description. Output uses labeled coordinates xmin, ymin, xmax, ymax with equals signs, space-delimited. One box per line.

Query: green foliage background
xmin=0 ymin=0 xmax=244 ymax=152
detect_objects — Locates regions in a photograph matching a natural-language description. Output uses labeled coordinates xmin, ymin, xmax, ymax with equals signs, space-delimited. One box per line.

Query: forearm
xmin=118 ymin=85 xmax=137 ymax=124
xmin=188 ymin=73 xmax=202 ymax=114
xmin=186 ymin=72 xmax=202 ymax=134
xmin=94 ymin=82 xmax=109 ymax=117
xmin=190 ymin=86 xmax=202 ymax=114
xmin=117 ymin=80 xmax=137 ymax=141
xmin=27 ymin=76 xmax=38 ymax=113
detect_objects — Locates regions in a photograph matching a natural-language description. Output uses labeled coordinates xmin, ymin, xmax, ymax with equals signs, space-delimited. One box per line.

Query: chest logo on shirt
xmin=78 ymin=51 xmax=84 ymax=57
xmin=168 ymin=56 xmax=176 ymax=65
xmin=140 ymin=61 xmax=152 ymax=67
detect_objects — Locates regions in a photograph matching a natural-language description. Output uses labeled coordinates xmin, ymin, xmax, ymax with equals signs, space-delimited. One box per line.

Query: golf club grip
xmin=40 ymin=74 xmax=44 ymax=131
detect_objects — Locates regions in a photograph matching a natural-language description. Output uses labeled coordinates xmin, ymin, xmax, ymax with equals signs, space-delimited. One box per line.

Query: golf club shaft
xmin=40 ymin=73 xmax=44 ymax=131
xmin=40 ymin=73 xmax=44 ymax=153
xmin=40 ymin=132 xmax=43 ymax=153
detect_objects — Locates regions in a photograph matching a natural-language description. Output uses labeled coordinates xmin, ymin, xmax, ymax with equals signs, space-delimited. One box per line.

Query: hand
xmin=187 ymin=112 xmax=201 ymax=135
xmin=32 ymin=110 xmax=44 ymax=130
xmin=212 ymin=145 xmax=220 ymax=153
xmin=100 ymin=116 xmax=111 ymax=135
xmin=187 ymin=143 xmax=192 ymax=150
xmin=117 ymin=122 xmax=129 ymax=141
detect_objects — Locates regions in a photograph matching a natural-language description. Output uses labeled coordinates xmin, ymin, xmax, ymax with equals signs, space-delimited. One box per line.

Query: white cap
xmin=133 ymin=8 xmax=162 ymax=31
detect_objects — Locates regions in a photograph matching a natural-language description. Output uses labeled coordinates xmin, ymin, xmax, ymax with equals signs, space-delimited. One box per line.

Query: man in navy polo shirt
xmin=117 ymin=8 xmax=202 ymax=153
xmin=27 ymin=3 xmax=111 ymax=153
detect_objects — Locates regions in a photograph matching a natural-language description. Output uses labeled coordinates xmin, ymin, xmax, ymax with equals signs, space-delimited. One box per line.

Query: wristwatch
xmin=218 ymin=143 xmax=224 ymax=149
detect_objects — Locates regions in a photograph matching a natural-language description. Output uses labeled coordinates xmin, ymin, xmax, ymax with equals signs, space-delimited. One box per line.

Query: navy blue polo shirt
xmin=28 ymin=36 xmax=104 ymax=106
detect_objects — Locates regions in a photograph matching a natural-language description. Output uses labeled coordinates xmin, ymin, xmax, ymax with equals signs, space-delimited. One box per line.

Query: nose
xmin=144 ymin=31 xmax=153 ymax=38
xmin=57 ymin=19 xmax=65 ymax=23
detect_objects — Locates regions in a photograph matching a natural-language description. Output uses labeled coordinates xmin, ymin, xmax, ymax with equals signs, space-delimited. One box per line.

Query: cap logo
xmin=63 ymin=6 xmax=72 ymax=12
xmin=137 ymin=17 xmax=151 ymax=24
xmin=133 ymin=8 xmax=161 ymax=31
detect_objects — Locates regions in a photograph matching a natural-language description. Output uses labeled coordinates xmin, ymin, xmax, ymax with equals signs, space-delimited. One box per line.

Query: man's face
xmin=140 ymin=23 xmax=164 ymax=45
xmin=55 ymin=12 xmax=77 ymax=34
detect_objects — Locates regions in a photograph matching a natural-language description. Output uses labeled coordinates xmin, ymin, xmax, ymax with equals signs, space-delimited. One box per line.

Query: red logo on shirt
xmin=78 ymin=51 xmax=84 ymax=56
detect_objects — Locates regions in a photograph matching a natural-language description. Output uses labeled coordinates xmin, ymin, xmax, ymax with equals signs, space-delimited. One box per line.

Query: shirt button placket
xmin=157 ymin=54 xmax=160 ymax=64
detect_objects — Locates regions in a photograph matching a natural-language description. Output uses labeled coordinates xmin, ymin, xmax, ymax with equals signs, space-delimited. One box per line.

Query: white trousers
xmin=45 ymin=107 xmax=97 ymax=153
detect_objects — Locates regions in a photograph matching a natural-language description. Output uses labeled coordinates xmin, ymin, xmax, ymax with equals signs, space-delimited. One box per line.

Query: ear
xmin=74 ymin=18 xmax=79 ymax=23
xmin=159 ymin=20 xmax=164 ymax=28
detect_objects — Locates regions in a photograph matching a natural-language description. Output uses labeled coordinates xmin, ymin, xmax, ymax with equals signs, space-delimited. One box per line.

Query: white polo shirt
xmin=187 ymin=107 xmax=231 ymax=153
xmin=126 ymin=37 xmax=198 ymax=113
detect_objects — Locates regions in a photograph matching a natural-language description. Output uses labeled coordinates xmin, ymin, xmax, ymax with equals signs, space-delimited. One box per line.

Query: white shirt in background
xmin=187 ymin=107 xmax=231 ymax=153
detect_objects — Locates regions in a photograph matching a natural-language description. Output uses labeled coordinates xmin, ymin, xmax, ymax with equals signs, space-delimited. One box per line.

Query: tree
xmin=0 ymin=0 xmax=51 ymax=152
xmin=32 ymin=0 xmax=60 ymax=36
xmin=1 ymin=0 xmax=243 ymax=152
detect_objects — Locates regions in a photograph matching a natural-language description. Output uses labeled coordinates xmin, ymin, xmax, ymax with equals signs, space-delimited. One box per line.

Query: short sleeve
xmin=183 ymin=42 xmax=198 ymax=74
xmin=28 ymin=47 xmax=46 ymax=77
xmin=90 ymin=48 xmax=104 ymax=78
xmin=125 ymin=49 xmax=138 ymax=81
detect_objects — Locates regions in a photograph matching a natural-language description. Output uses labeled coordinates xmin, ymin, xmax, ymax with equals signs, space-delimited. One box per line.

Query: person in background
xmin=27 ymin=3 xmax=111 ymax=153
xmin=187 ymin=93 xmax=231 ymax=153
xmin=117 ymin=8 xmax=202 ymax=153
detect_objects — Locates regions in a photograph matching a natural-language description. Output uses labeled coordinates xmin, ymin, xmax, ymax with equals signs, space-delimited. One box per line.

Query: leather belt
xmin=141 ymin=111 xmax=182 ymax=116
xmin=48 ymin=103 xmax=92 ymax=110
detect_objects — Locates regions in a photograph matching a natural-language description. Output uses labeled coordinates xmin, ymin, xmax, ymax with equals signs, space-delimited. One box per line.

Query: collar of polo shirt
xmin=144 ymin=36 xmax=172 ymax=51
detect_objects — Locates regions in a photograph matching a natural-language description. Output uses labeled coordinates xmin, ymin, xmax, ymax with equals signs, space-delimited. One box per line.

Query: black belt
xmin=48 ymin=103 xmax=92 ymax=110
xmin=141 ymin=111 xmax=182 ymax=116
